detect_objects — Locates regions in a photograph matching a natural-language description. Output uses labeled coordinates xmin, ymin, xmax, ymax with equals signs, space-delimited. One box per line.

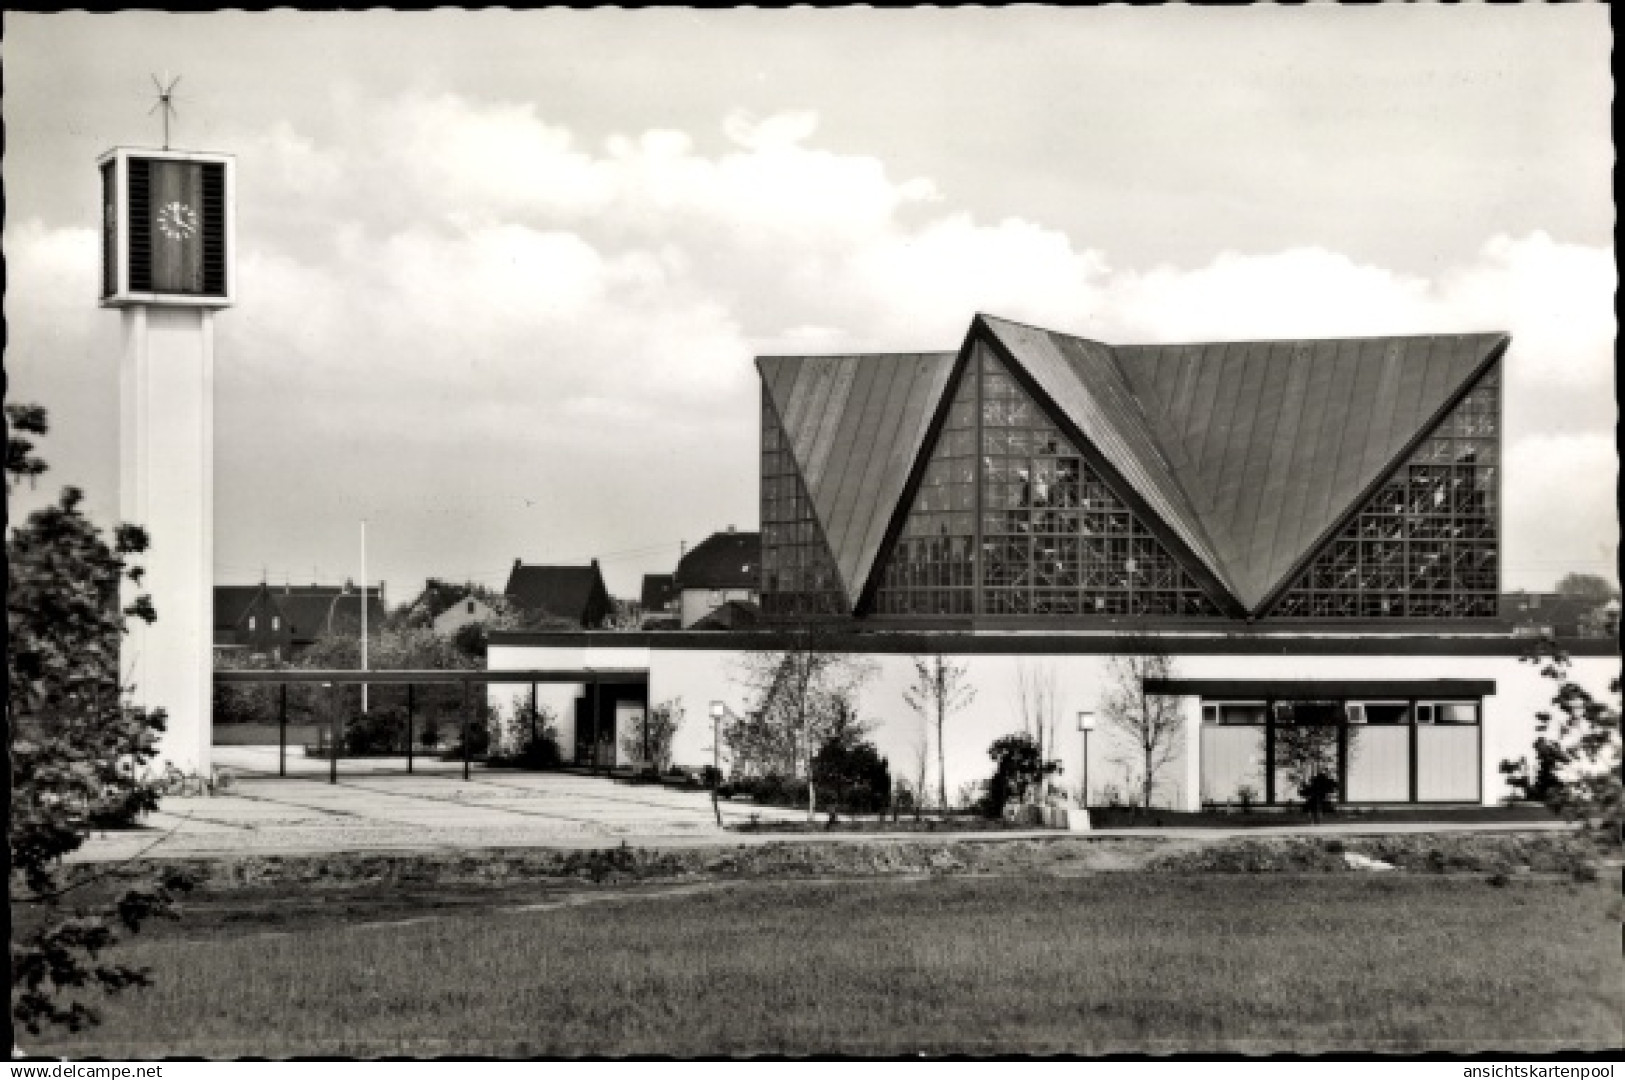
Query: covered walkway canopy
xmin=213 ymin=668 xmax=649 ymax=781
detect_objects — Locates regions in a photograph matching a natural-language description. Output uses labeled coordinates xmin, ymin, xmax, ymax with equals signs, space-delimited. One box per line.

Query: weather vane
xmin=149 ymin=73 xmax=181 ymax=149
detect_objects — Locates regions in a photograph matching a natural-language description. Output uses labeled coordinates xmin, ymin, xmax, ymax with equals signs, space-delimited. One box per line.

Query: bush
xmin=725 ymin=774 xmax=805 ymax=808
xmin=977 ymin=733 xmax=1062 ymax=819
xmin=343 ymin=707 xmax=408 ymax=755
xmin=812 ymin=736 xmax=892 ymax=814
xmin=1298 ymin=773 xmax=1339 ymax=821
xmin=492 ymin=699 xmax=562 ymax=769
xmin=419 ymin=713 xmax=442 ymax=750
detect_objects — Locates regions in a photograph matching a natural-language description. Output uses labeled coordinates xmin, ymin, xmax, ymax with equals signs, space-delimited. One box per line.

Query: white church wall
xmin=494 ymin=638 xmax=1616 ymax=808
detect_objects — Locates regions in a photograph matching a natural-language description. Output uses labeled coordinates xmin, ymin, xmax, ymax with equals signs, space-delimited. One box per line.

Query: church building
xmin=490 ymin=314 xmax=1616 ymax=809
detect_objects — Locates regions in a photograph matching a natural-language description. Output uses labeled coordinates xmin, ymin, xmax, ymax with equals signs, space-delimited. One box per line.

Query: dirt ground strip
xmin=129 ymin=828 xmax=1604 ymax=893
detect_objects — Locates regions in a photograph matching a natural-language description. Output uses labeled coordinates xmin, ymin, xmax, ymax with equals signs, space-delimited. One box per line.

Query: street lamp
xmin=1077 ymin=710 xmax=1096 ymax=809
xmin=709 ymin=701 xmax=729 ymax=828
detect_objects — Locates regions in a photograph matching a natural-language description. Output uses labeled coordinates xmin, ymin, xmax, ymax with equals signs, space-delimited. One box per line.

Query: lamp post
xmin=708 ymin=701 xmax=728 ymax=828
xmin=1077 ymin=710 xmax=1095 ymax=810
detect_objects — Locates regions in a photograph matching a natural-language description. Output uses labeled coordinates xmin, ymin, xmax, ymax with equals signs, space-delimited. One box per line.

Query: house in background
xmin=272 ymin=582 xmax=388 ymax=654
xmin=435 ymin=593 xmax=498 ymax=637
xmin=690 ymin=598 xmax=761 ymax=631
xmin=504 ymin=559 xmax=612 ymax=629
xmin=213 ymin=581 xmax=387 ymax=658
xmin=1502 ymin=590 xmax=1619 ymax=639
xmin=674 ymin=527 xmax=760 ymax=628
xmin=639 ymin=573 xmax=679 ymax=628
xmin=409 ymin=578 xmax=500 ymax=636
xmin=213 ymin=583 xmax=292 ymax=658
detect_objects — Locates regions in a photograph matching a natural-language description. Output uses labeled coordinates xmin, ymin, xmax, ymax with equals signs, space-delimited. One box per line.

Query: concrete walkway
xmin=64 ymin=746 xmax=1576 ymax=863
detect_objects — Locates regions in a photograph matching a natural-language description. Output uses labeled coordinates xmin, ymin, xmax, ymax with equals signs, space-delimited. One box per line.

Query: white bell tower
xmin=100 ymin=144 xmax=236 ymax=773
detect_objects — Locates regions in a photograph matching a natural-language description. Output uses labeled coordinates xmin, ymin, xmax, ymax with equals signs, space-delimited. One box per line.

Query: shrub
xmin=493 ymin=699 xmax=562 ymax=769
xmin=343 ymin=706 xmax=407 ymax=755
xmin=976 ymin=733 xmax=1062 ymax=819
xmin=811 ymin=736 xmax=892 ymax=814
xmin=1298 ymin=773 xmax=1339 ymax=821
xmin=419 ymin=713 xmax=442 ymax=750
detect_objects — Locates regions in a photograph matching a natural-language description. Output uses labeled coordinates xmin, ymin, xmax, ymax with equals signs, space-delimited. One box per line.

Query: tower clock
xmin=99 ymin=146 xmax=234 ymax=307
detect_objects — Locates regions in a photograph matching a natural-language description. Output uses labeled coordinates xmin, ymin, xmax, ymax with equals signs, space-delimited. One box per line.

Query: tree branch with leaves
xmin=1501 ymin=639 xmax=1621 ymax=849
xmin=730 ymin=622 xmax=874 ymax=821
xmin=8 ymin=403 xmax=199 ymax=1035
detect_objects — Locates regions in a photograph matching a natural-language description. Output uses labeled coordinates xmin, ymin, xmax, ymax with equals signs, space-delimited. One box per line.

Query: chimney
xmin=727 ymin=524 xmax=735 ymax=534
xmin=591 ymin=558 xmax=599 ymax=569
xmin=514 ymin=557 xmax=522 ymax=568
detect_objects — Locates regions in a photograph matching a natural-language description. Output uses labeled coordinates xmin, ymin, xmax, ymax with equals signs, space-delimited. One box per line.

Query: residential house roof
xmin=412 ymin=579 xmax=483 ymax=622
xmin=503 ymin=561 xmax=609 ymax=627
xmin=214 ymin=584 xmax=269 ymax=631
xmin=675 ymin=530 xmax=762 ymax=591
xmin=640 ymin=573 xmax=677 ymax=612
xmin=690 ymin=599 xmax=762 ymax=631
xmin=271 ymin=584 xmax=387 ymax=643
xmin=1501 ymin=591 xmax=1614 ymax=638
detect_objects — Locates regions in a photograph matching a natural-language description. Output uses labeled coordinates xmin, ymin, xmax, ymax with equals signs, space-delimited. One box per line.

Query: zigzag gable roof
xmin=1113 ymin=332 xmax=1506 ymax=610
xmin=978 ymin=315 xmax=1238 ymax=602
xmin=756 ymin=321 xmax=1506 ymax=616
xmin=757 ymin=351 xmax=957 ymax=609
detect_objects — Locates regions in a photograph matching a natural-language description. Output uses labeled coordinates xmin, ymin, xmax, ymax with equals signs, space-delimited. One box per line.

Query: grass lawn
xmin=24 ymin=871 xmax=1620 ymax=1057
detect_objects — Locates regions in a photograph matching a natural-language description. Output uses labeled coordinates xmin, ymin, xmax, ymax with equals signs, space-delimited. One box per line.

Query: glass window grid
xmin=1273 ymin=369 xmax=1500 ymax=620
xmin=876 ymin=346 xmax=1220 ymax=618
xmin=759 ymin=398 xmax=846 ymax=617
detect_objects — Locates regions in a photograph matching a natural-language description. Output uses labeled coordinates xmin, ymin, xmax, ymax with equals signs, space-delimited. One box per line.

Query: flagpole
xmin=360 ymin=518 xmax=369 ymax=713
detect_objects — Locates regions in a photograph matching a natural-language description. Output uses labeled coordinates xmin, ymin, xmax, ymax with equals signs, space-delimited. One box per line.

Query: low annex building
xmin=490 ymin=314 xmax=1618 ymax=807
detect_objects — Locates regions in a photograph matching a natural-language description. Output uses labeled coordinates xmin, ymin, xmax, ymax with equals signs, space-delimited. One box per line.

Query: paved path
xmin=63 ymin=746 xmax=1577 ymax=863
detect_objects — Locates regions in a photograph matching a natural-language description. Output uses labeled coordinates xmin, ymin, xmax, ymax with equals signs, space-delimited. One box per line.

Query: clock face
xmin=156 ymin=200 xmax=199 ymax=241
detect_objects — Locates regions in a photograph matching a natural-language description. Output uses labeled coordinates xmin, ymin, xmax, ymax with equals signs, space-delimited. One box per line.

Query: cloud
xmin=4 ymin=92 xmax=1614 ymax=592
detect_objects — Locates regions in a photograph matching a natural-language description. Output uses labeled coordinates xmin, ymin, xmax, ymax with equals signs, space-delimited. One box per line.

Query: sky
xmin=4 ymin=7 xmax=1616 ymax=604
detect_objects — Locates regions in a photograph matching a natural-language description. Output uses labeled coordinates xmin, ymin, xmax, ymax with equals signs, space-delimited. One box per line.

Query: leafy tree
xmin=8 ymin=403 xmax=197 ymax=1035
xmin=731 ymin=623 xmax=875 ymax=821
xmin=903 ymin=654 xmax=976 ymax=812
xmin=493 ymin=695 xmax=562 ymax=767
xmin=1501 ymin=641 xmax=1622 ymax=848
xmin=1554 ymin=572 xmax=1620 ymax=605
xmin=619 ymin=698 xmax=685 ymax=772
xmin=978 ymin=732 xmax=1062 ymax=819
xmin=1272 ymin=708 xmax=1343 ymax=821
xmin=1099 ymin=638 xmax=1183 ymax=811
xmin=812 ymin=736 xmax=892 ymax=814
xmin=451 ymin=620 xmax=490 ymax=661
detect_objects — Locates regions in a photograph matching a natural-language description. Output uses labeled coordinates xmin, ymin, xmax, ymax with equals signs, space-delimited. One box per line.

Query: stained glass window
xmin=874 ymin=345 xmax=1220 ymax=618
xmin=759 ymin=397 xmax=846 ymax=617
xmin=1271 ymin=367 xmax=1500 ymax=619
